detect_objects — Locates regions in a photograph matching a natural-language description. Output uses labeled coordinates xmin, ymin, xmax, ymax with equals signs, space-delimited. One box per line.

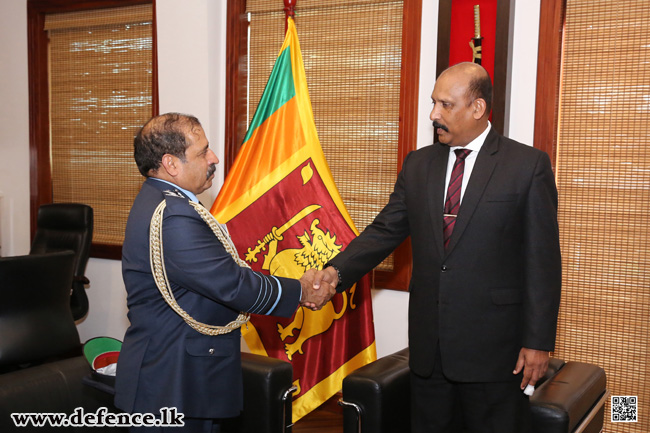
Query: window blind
xmin=45 ymin=4 xmax=153 ymax=246
xmin=246 ymin=0 xmax=403 ymax=271
xmin=555 ymin=1 xmax=650 ymax=431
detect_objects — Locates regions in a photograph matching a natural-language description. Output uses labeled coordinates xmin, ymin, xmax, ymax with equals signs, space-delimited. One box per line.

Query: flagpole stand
xmin=284 ymin=0 xmax=296 ymax=33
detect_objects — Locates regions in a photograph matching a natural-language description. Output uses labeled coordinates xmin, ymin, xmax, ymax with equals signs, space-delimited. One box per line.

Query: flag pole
xmin=284 ymin=0 xmax=296 ymax=34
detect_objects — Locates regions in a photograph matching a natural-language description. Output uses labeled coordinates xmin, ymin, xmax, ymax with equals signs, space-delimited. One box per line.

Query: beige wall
xmin=0 ymin=0 xmax=540 ymax=358
xmin=0 ymin=0 xmax=31 ymax=258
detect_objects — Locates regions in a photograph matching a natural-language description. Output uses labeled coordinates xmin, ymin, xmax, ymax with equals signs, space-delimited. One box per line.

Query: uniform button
xmin=441 ymin=265 xmax=448 ymax=272
xmin=208 ymin=348 xmax=214 ymax=355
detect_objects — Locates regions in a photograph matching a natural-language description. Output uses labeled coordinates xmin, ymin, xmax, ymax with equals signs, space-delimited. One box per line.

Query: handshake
xmin=298 ymin=267 xmax=341 ymax=311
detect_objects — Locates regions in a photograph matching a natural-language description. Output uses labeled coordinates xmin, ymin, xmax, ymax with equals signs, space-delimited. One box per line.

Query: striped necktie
xmin=443 ymin=149 xmax=471 ymax=249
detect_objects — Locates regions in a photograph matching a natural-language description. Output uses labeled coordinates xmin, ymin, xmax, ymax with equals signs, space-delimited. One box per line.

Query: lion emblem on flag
xmin=246 ymin=213 xmax=356 ymax=360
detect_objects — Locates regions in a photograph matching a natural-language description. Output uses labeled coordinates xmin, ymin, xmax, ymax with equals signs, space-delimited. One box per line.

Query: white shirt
xmin=443 ymin=122 xmax=491 ymax=209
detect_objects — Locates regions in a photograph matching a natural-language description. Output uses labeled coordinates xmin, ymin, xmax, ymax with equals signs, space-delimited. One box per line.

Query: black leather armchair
xmin=30 ymin=203 xmax=93 ymax=321
xmin=340 ymin=348 xmax=607 ymax=433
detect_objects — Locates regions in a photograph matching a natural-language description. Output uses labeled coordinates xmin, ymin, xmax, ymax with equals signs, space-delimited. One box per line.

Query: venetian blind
xmin=555 ymin=1 xmax=650 ymax=431
xmin=246 ymin=0 xmax=403 ymax=271
xmin=45 ymin=5 xmax=153 ymax=246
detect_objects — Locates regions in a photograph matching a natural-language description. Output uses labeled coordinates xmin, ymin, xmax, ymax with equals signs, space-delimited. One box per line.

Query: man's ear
xmin=160 ymin=154 xmax=180 ymax=177
xmin=472 ymin=98 xmax=487 ymax=120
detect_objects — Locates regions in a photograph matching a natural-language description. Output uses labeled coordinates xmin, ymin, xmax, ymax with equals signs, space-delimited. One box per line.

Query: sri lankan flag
xmin=210 ymin=18 xmax=376 ymax=422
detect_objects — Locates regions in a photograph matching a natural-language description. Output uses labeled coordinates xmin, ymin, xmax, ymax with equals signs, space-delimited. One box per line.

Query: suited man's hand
xmin=299 ymin=269 xmax=335 ymax=310
xmin=513 ymin=348 xmax=550 ymax=390
xmin=312 ymin=266 xmax=339 ymax=291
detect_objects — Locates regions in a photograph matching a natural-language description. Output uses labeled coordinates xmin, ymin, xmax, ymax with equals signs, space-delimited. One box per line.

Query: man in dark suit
xmin=115 ymin=113 xmax=334 ymax=432
xmin=314 ymin=62 xmax=562 ymax=432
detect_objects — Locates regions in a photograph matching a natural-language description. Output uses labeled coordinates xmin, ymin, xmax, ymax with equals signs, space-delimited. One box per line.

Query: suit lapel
xmin=445 ymin=128 xmax=500 ymax=255
xmin=426 ymin=144 xmax=450 ymax=258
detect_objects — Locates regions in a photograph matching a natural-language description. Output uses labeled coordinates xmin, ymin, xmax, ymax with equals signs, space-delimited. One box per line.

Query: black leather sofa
xmin=340 ymin=348 xmax=607 ymax=433
xmin=0 ymin=355 xmax=114 ymax=432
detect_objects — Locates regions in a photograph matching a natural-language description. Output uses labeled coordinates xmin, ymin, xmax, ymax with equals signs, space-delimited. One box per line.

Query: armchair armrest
xmin=340 ymin=348 xmax=410 ymax=433
xmin=531 ymin=361 xmax=607 ymax=433
xmin=222 ymin=352 xmax=295 ymax=433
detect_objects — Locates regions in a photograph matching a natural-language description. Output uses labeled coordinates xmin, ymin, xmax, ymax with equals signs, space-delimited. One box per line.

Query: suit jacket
xmin=330 ymin=127 xmax=561 ymax=382
xmin=114 ymin=178 xmax=301 ymax=419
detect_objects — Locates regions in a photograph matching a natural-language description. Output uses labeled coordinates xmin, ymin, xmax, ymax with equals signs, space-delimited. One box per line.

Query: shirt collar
xmin=151 ymin=178 xmax=199 ymax=203
xmin=449 ymin=121 xmax=491 ymax=154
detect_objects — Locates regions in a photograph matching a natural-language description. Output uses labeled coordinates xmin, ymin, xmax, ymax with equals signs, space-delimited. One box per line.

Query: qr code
xmin=611 ymin=396 xmax=637 ymax=422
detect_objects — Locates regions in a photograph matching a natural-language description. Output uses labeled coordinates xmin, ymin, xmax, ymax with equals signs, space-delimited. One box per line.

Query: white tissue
xmin=96 ymin=363 xmax=117 ymax=376
xmin=523 ymin=384 xmax=535 ymax=396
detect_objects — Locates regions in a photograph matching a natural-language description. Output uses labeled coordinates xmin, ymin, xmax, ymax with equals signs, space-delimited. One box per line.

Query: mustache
xmin=433 ymin=121 xmax=449 ymax=132
xmin=206 ymin=163 xmax=216 ymax=180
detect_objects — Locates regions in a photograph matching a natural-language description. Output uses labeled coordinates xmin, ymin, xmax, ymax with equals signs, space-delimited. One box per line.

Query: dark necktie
xmin=443 ymin=149 xmax=471 ymax=249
